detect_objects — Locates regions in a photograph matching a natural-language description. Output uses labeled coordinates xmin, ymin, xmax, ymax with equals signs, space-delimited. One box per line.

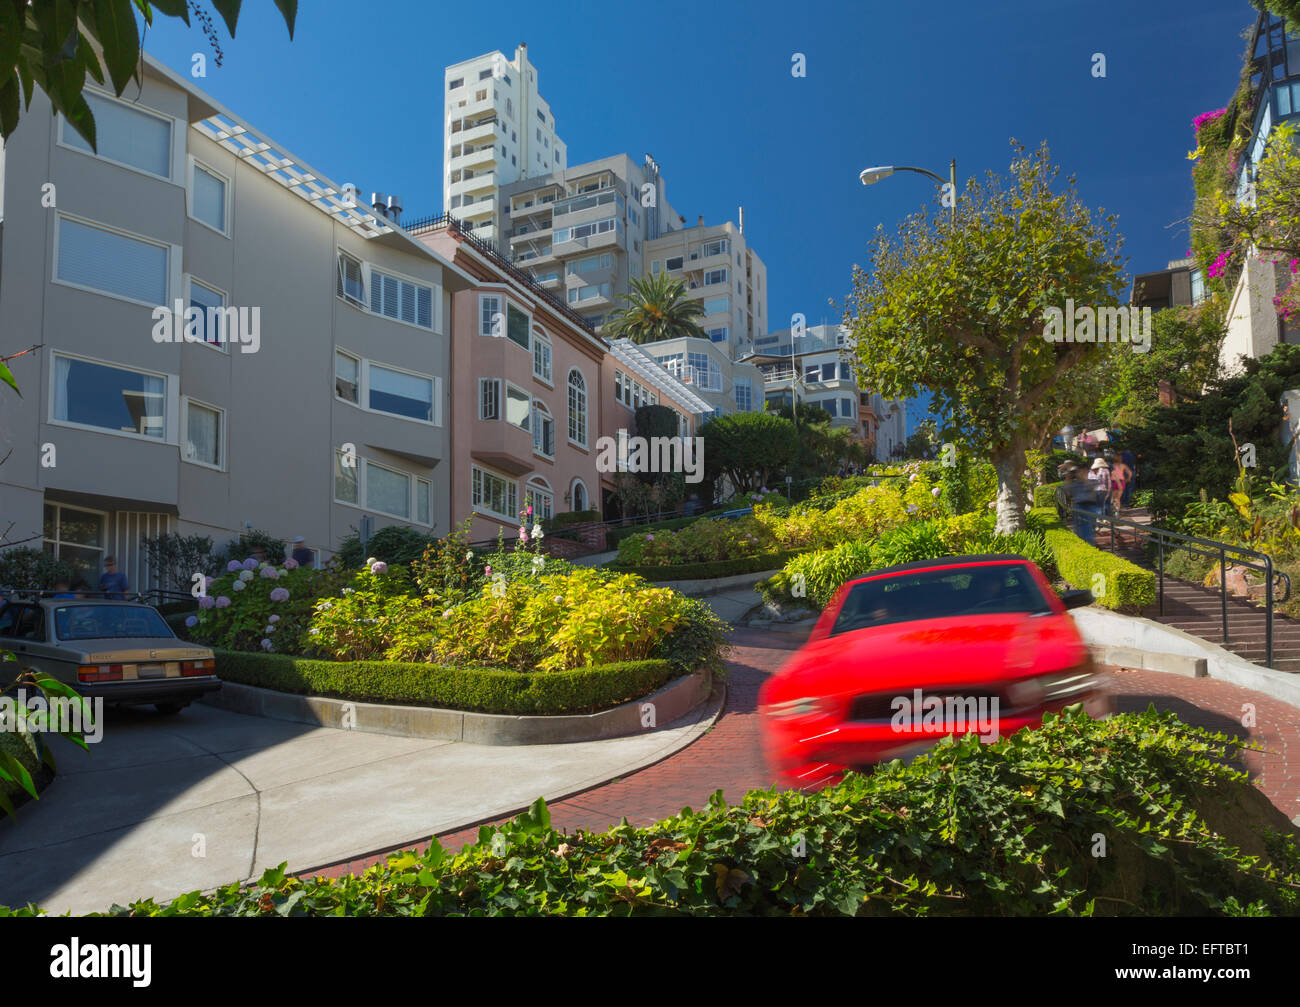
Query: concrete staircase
xmin=1092 ymin=511 xmax=1300 ymax=673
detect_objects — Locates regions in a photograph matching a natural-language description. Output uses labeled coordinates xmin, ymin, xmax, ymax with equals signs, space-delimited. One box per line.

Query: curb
xmin=1070 ymin=606 xmax=1300 ymax=708
xmin=200 ymin=669 xmax=714 ymax=746
xmin=654 ymin=568 xmax=785 ymax=598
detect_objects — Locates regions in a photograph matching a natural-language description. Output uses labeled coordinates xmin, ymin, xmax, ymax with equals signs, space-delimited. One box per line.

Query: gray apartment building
xmin=0 ymin=54 xmax=473 ymax=592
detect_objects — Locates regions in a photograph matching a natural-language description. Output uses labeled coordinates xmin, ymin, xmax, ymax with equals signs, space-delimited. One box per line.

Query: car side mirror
xmin=1060 ymin=589 xmax=1092 ymax=610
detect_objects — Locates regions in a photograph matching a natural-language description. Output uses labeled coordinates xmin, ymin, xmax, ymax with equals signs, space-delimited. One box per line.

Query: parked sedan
xmin=759 ymin=554 xmax=1109 ymax=789
xmin=0 ymin=597 xmax=219 ymax=713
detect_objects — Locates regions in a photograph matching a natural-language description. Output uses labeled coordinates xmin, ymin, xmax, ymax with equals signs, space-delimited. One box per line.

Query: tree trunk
xmin=991 ymin=444 xmax=1028 ymax=534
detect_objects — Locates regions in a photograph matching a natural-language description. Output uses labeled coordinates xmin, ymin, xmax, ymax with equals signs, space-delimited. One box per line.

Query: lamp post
xmin=859 ymin=159 xmax=957 ymax=220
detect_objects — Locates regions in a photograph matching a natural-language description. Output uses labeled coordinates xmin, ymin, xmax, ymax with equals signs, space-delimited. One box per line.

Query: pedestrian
xmin=71 ymin=578 xmax=90 ymax=598
xmin=290 ymin=536 xmax=314 ymax=569
xmin=50 ymin=578 xmax=75 ymax=599
xmin=1062 ymin=464 xmax=1100 ymax=545
xmin=1087 ymin=457 xmax=1112 ymax=516
xmin=98 ymin=556 xmax=129 ymax=600
xmin=1120 ymin=448 xmax=1137 ymax=506
xmin=1110 ymin=455 xmax=1131 ymax=514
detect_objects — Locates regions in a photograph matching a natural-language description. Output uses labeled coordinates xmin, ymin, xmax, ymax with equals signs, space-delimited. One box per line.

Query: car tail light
xmin=77 ymin=664 xmax=124 ymax=683
xmin=180 ymin=659 xmax=215 ymax=676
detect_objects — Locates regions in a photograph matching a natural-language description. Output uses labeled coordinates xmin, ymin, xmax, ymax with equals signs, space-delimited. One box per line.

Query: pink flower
xmin=284 ymin=558 xmax=299 ymax=570
xmin=215 ymin=596 xmax=231 ymax=608
xmin=646 ymin=534 xmax=655 ymax=542
xmin=1208 ymin=248 xmax=1233 ymax=279
xmin=242 ymin=558 xmax=258 ymax=570
xmin=518 ymin=525 xmax=529 ymax=543
xmin=1192 ymin=108 xmax=1227 ymax=133
xmin=484 ymin=565 xmax=492 ymax=577
xmin=369 ymin=561 xmax=388 ymax=575
xmin=198 ymin=596 xmax=215 ymax=609
xmin=270 ymin=587 xmax=290 ymax=602
xmin=259 ymin=565 xmax=277 ymax=578
xmin=268 ymin=614 xmax=280 ymax=624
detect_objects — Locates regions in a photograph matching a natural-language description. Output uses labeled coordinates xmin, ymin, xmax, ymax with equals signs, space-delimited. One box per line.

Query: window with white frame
xmin=505 ymin=383 xmax=531 ymax=431
xmin=533 ymin=329 xmax=552 ymax=382
xmin=570 ymin=479 xmax=588 ymax=512
xmin=479 ymin=293 xmax=502 ymax=336
xmin=337 ymin=251 xmax=365 ymax=306
xmin=369 ymin=363 xmax=435 ymax=423
xmin=335 ymin=350 xmax=360 ymax=403
xmin=472 ymin=465 xmax=518 ymax=520
xmin=416 ymin=478 xmax=432 ymax=525
xmin=190 ymin=161 xmax=228 ymax=233
xmin=525 ymin=479 xmax=554 ymax=521
xmin=188 ymin=277 xmax=228 ymax=347
xmin=702 ymin=238 xmax=729 ymax=257
xmin=57 ymin=216 xmax=168 ymax=305
xmin=734 ymin=378 xmax=753 ymax=412
xmin=479 ymin=377 xmax=501 ymax=420
xmin=333 ymin=452 xmax=430 ymax=522
xmin=567 ymin=369 xmax=587 ymax=446
xmin=183 ymin=399 xmax=223 ymax=468
xmin=52 ymin=354 xmax=166 ymax=439
xmin=532 ymin=401 xmax=555 ymax=456
xmin=365 ymin=460 xmax=411 ymax=519
xmin=370 ymin=267 xmax=434 ymax=329
xmin=61 ymin=90 xmax=172 ymax=178
xmin=704 ymin=268 xmax=728 ymax=286
xmin=334 ymin=450 xmax=358 ymax=503
xmin=506 ymin=303 xmax=530 ymax=349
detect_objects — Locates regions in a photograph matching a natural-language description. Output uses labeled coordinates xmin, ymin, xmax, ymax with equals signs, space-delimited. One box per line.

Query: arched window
xmin=525 ymin=476 xmax=553 ymax=521
xmin=532 ymin=327 xmax=552 ymax=382
xmin=570 ymin=478 xmax=589 ymax=513
xmin=532 ymin=399 xmax=554 ymax=457
xmin=567 ymin=368 xmax=587 ymax=447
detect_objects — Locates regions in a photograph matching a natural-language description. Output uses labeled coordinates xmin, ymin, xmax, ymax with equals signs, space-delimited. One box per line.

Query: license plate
xmin=137 ymin=664 xmax=165 ymax=679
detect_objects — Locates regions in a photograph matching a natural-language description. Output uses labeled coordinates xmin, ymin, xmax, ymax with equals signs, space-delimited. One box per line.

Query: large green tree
xmin=844 ymin=141 xmax=1125 ymax=532
xmin=605 ymin=273 xmax=707 ymax=345
xmin=1 ymin=0 xmax=297 ymax=146
xmin=699 ymin=411 xmax=798 ymax=493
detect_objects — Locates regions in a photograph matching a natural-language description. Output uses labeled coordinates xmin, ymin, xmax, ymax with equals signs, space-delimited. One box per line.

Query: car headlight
xmin=764 ymin=697 xmax=823 ymax=719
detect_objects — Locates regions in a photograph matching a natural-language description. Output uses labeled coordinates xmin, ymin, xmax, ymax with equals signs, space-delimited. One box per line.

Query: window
xmin=480 ymin=293 xmax=502 ymax=336
xmin=842 ymin=397 xmax=853 ymax=417
xmin=823 ymin=362 xmax=837 ymax=381
xmin=567 ymin=369 xmax=588 ymax=446
xmin=188 ymin=278 xmax=227 ymax=347
xmin=506 ymin=383 xmax=531 ymax=431
xmin=335 ymin=451 xmax=358 ymax=503
xmin=568 ymin=282 xmax=610 ymax=304
xmin=42 ymin=503 xmax=106 ymax=584
xmin=506 ymin=303 xmax=530 ymax=349
xmin=366 ymin=461 xmax=411 ymax=519
xmin=479 ymin=377 xmax=501 ymax=420
xmin=533 ymin=331 xmax=552 ymax=382
xmin=704 ymin=268 xmax=728 ymax=286
xmin=479 ymin=68 xmax=492 ymax=80
xmin=335 ymin=351 xmax=360 ymax=403
xmin=566 ymin=252 xmax=612 ymax=275
xmin=651 ymin=260 xmax=662 ymax=274
xmin=666 ymin=256 xmax=683 ymax=271
xmin=571 ymin=479 xmax=588 ymax=512
xmin=53 ymin=354 xmax=165 ymax=439
xmin=526 ymin=480 xmax=554 ymax=520
xmin=183 ymin=400 xmax=223 ymax=468
xmin=416 ymin=479 xmax=432 ymax=525
xmin=57 ymin=216 xmax=168 ymax=305
xmin=369 ymin=363 xmax=434 ymax=423
xmin=703 ymin=238 xmax=729 ymax=257
xmin=61 ymin=90 xmax=171 ymax=178
xmin=614 ymin=371 xmax=623 ymax=403
xmin=449 ymin=77 xmax=463 ymax=89
xmin=472 ymin=465 xmax=518 ymax=520
xmin=532 ymin=402 xmax=555 ymax=456
xmin=338 ymin=252 xmax=365 ymax=306
xmin=369 ymin=268 xmax=434 ymax=329
xmin=537 ymin=110 xmax=546 ymax=123
xmin=702 ymin=296 xmax=730 ymax=315
xmin=735 ymin=379 xmax=753 ymax=411
xmin=553 ymin=218 xmax=616 ymax=243
xmin=475 ymin=89 xmax=487 ymax=102
xmin=706 ymin=326 xmax=729 ymax=343
xmin=190 ymin=162 xmax=227 ymax=233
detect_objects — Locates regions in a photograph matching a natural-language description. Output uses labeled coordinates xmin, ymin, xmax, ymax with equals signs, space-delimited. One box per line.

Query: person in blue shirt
xmin=98 ymin=556 xmax=129 ymax=600
xmin=50 ymin=579 xmax=75 ymax=599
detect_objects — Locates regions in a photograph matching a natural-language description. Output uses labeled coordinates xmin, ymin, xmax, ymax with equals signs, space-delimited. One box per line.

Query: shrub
xmin=209 ymin=650 xmax=681 ymax=715
xmin=336 ymin=525 xmax=437 ymax=569
xmin=760 ymin=540 xmax=875 ymax=608
xmin=1030 ymin=506 xmax=1155 ymax=610
xmin=615 ymin=516 xmax=776 ymax=567
xmin=753 ymin=482 xmax=932 ymax=551
xmin=215 ymin=528 xmax=286 ymax=567
xmin=304 ymin=566 xmax=429 ymax=661
xmin=44 ymin=708 xmax=1300 ymax=917
xmin=0 ymin=548 xmax=75 ymax=591
xmin=184 ymin=563 xmax=345 ymax=653
xmin=1033 ymin=481 xmax=1063 ymax=509
xmin=140 ymin=533 xmax=216 ymax=592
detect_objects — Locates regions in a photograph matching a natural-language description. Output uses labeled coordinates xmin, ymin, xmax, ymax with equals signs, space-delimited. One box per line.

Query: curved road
xmin=313 ymin=626 xmax=1300 ymax=878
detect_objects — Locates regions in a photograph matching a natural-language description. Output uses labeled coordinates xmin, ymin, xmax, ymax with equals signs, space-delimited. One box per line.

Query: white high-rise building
xmin=443 ymin=44 xmax=566 ymax=246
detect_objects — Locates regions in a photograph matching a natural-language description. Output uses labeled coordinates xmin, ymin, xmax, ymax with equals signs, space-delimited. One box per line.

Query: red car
xmin=759 ymin=554 xmax=1109 ymax=790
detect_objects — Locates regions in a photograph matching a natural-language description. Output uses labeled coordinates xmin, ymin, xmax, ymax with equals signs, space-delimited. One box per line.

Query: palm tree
xmin=604 ymin=274 xmax=708 ymax=345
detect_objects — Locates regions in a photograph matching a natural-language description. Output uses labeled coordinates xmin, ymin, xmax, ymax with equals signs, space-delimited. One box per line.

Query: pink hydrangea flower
xmin=369 ymin=561 xmax=388 ymax=575
xmin=268 ymin=614 xmax=280 ymax=623
xmin=215 ymin=596 xmax=231 ymax=608
xmin=283 ymin=557 xmax=299 ymax=570
xmin=646 ymin=534 xmax=655 ymax=542
xmin=259 ymin=566 xmax=277 ymax=578
xmin=198 ymin=595 xmax=215 ymax=610
xmin=270 ymin=587 xmax=290 ymax=602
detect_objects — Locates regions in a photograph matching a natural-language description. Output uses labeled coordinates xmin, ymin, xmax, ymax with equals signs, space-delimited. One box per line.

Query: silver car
xmin=0 ymin=597 xmax=220 ymax=713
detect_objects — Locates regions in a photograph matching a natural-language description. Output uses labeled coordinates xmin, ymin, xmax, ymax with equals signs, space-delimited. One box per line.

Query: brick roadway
xmin=308 ymin=626 xmax=1300 ymax=879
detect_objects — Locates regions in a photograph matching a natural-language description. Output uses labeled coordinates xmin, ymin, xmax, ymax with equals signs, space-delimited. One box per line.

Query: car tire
xmin=154 ymin=702 xmax=188 ymax=715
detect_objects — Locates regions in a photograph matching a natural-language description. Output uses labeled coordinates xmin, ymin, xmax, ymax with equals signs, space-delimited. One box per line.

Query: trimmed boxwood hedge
xmin=606 ymin=549 xmax=806 ymax=582
xmin=1033 ymin=481 xmax=1062 ymax=509
xmin=212 ymin=650 xmax=680 ymax=716
xmin=1029 ymin=506 xmax=1155 ymax=611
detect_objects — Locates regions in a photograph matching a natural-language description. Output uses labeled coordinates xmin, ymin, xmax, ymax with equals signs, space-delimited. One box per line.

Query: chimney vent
xmin=386 ymin=194 xmax=403 ymax=223
xmin=371 ymin=192 xmax=388 ymax=216
xmin=738 ymin=206 xmax=745 ymax=234
xmin=697 ymin=214 xmax=704 ymax=227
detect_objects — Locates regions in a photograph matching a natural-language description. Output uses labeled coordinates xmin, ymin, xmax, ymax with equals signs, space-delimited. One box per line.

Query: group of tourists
xmin=1058 ymin=449 xmax=1136 ymax=545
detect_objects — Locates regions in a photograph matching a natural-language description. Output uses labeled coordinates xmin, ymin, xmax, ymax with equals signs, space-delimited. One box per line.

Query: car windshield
xmin=53 ymin=605 xmax=174 ymax=641
xmin=830 ymin=564 xmax=1051 ymax=637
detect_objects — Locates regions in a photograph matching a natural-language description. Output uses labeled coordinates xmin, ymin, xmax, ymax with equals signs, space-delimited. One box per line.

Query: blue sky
xmin=137 ymin=0 xmax=1255 ymax=428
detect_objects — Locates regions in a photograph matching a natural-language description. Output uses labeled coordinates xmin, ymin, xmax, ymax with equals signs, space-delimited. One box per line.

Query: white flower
xmin=465 ymin=550 xmax=474 ymax=561
xmin=366 ymin=557 xmax=377 ymax=566
xmin=239 ymin=569 xmax=254 ymax=582
xmin=309 ymin=628 xmax=321 ymax=636
xmin=321 ymin=600 xmax=333 ymax=610
xmin=232 ymin=580 xmax=246 ymax=592
xmin=531 ymin=523 xmax=543 ymax=540
xmin=553 ymin=595 xmax=563 ymax=604
xmin=442 ymin=608 xmax=454 ymax=619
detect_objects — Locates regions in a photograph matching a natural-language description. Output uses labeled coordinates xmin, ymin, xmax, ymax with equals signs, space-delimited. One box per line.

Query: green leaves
xmin=0 ymin=357 xmax=19 ymax=396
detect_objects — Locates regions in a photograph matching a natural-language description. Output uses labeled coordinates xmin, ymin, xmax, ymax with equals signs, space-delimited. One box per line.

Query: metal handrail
xmin=1056 ymin=486 xmax=1292 ymax=667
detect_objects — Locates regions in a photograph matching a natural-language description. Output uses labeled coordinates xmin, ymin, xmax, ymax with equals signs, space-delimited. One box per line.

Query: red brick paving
xmin=306 ymin=627 xmax=1300 ymax=879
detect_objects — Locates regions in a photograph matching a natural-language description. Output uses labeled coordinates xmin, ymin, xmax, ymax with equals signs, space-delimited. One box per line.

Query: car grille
xmin=847 ymin=688 xmax=1008 ymax=723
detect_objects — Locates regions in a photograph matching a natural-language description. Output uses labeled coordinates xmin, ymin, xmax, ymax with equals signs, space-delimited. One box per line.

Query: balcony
xmin=451 ymin=144 xmax=496 ymax=170
xmin=449 ymin=172 xmax=496 ymax=199
xmin=472 ymin=419 xmax=535 ymax=476
xmin=509 ymin=221 xmax=553 ymax=243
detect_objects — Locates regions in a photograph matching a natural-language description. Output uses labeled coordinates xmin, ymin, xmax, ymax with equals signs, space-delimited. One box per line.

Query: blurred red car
xmin=759 ymin=554 xmax=1110 ymax=789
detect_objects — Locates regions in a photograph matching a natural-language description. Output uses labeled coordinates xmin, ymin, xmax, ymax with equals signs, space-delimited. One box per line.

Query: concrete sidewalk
xmin=0 ymin=692 xmax=721 ymax=915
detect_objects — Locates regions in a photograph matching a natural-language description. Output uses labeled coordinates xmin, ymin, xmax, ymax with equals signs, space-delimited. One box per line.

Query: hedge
xmin=1029 ymin=506 xmax=1155 ymax=611
xmin=606 ymin=549 xmax=806 ymax=582
xmin=1033 ymin=481 xmax=1062 ymax=509
xmin=25 ymin=706 xmax=1300 ymax=916
xmin=604 ymin=509 xmax=741 ymax=550
xmin=212 ymin=650 xmax=679 ymax=716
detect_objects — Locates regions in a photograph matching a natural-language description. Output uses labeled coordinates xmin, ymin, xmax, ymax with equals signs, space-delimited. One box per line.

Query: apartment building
xmin=1218 ymin=10 xmax=1300 ymax=373
xmin=1130 ymin=257 xmax=1203 ymax=312
xmin=408 ymin=215 xmax=608 ymax=539
xmin=638 ymin=337 xmax=766 ymax=420
xmin=499 ymin=153 xmax=681 ymax=331
xmin=443 ymin=43 xmax=567 ymax=246
xmin=0 ymin=54 xmax=470 ymax=590
xmin=750 ymin=324 xmax=906 ymax=460
xmin=643 ymin=214 xmax=768 ymax=359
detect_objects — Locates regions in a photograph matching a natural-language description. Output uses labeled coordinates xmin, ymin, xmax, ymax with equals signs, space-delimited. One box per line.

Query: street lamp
xmin=859 ymin=159 xmax=958 ymax=219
